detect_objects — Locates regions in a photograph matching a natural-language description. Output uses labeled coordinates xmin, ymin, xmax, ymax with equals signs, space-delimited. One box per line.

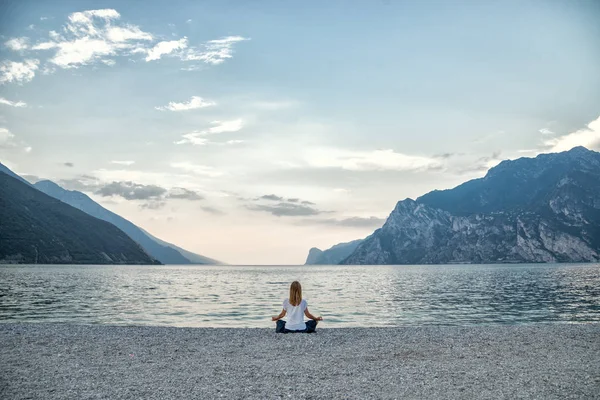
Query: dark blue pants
xmin=276 ymin=319 xmax=317 ymax=333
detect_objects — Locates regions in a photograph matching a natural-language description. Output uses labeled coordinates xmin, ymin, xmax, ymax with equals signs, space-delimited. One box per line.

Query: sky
xmin=1 ymin=0 xmax=599 ymax=264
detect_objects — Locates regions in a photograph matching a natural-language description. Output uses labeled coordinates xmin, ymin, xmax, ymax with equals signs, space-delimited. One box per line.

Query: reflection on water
xmin=1 ymin=264 xmax=599 ymax=327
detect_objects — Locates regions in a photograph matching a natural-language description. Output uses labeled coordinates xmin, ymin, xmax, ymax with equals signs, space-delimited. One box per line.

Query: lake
xmin=1 ymin=264 xmax=599 ymax=328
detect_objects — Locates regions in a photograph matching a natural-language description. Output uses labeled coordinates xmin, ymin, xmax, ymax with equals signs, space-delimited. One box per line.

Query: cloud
xmin=31 ymin=9 xmax=153 ymax=69
xmin=0 ymin=127 xmax=15 ymax=143
xmin=175 ymin=119 xmax=244 ymax=145
xmin=0 ymin=60 xmax=39 ymax=84
xmin=5 ymin=37 xmax=29 ymax=51
xmin=306 ymin=148 xmax=442 ymax=172
xmin=64 ymin=162 xmax=74 ymax=167
xmin=247 ymin=202 xmax=323 ymax=217
xmin=93 ymin=178 xmax=204 ymax=207
xmin=183 ymin=36 xmax=249 ymax=65
xmin=167 ymin=187 xmax=203 ymax=201
xmin=22 ymin=174 xmax=41 ymax=183
xmin=174 ymin=135 xmax=209 ymax=145
xmin=301 ymin=216 xmax=386 ymax=228
xmin=457 ymin=151 xmax=502 ymax=174
xmin=205 ymin=119 xmax=244 ymax=134
xmin=544 ymin=115 xmax=600 ymax=152
xmin=433 ymin=152 xmax=457 ymax=159
xmin=95 ymin=181 xmax=167 ymax=200
xmin=0 ymin=128 xmax=15 ymax=147
xmin=140 ymin=200 xmax=166 ymax=210
xmin=155 ymin=95 xmax=215 ymax=111
xmin=141 ymin=35 xmax=248 ymax=65
xmin=259 ymin=194 xmax=284 ymax=201
xmin=0 ymin=127 xmax=31 ymax=152
xmin=248 ymin=194 xmax=323 ymax=217
xmin=111 ymin=160 xmax=135 ymax=166
xmin=13 ymin=10 xmax=246 ymax=82
xmin=57 ymin=175 xmax=101 ymax=191
xmin=170 ymin=162 xmax=223 ymax=177
xmin=539 ymin=128 xmax=554 ymax=135
xmin=0 ymin=97 xmax=27 ymax=107
xmin=145 ymin=37 xmax=188 ymax=61
xmin=201 ymin=206 xmax=225 ymax=215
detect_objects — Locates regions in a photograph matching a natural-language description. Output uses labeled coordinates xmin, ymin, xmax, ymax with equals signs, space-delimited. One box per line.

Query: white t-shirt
xmin=283 ymin=298 xmax=307 ymax=331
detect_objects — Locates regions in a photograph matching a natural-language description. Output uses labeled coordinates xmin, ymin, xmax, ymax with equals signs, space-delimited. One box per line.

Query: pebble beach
xmin=1 ymin=323 xmax=599 ymax=399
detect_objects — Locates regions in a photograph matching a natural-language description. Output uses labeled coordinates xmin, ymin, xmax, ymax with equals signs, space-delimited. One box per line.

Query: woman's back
xmin=283 ymin=298 xmax=307 ymax=331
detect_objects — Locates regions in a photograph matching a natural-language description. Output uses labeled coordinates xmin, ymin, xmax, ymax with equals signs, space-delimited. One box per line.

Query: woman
xmin=272 ymin=281 xmax=323 ymax=333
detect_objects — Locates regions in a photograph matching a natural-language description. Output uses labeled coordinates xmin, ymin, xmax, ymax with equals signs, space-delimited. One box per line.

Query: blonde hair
xmin=289 ymin=281 xmax=302 ymax=306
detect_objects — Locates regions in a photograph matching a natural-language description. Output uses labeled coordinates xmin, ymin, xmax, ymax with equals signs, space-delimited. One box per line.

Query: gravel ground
xmin=1 ymin=323 xmax=599 ymax=399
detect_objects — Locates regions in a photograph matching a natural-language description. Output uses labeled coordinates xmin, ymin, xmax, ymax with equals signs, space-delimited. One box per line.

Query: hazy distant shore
xmin=1 ymin=324 xmax=599 ymax=399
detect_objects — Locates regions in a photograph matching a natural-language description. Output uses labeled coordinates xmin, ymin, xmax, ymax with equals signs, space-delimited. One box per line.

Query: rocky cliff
xmin=342 ymin=147 xmax=600 ymax=264
xmin=305 ymin=239 xmax=363 ymax=265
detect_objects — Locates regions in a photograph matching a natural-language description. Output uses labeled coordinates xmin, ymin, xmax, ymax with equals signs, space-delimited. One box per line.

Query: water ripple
xmin=0 ymin=264 xmax=599 ymax=327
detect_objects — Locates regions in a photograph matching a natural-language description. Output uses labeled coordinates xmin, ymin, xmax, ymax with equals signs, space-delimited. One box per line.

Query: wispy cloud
xmin=0 ymin=97 xmax=27 ymax=107
xmin=175 ymin=119 xmax=244 ymax=145
xmin=206 ymin=119 xmax=244 ymax=134
xmin=247 ymin=202 xmax=324 ymax=217
xmin=31 ymin=9 xmax=153 ymax=69
xmin=0 ymin=60 xmax=39 ymax=84
xmin=5 ymin=37 xmax=29 ymax=51
xmin=306 ymin=148 xmax=441 ymax=172
xmin=170 ymin=161 xmax=223 ymax=177
xmin=145 ymin=37 xmax=187 ymax=61
xmin=111 ymin=160 xmax=135 ymax=166
xmin=544 ymin=115 xmax=600 ymax=152
xmin=183 ymin=36 xmax=249 ymax=65
xmin=246 ymin=194 xmax=324 ymax=217
xmin=167 ymin=187 xmax=204 ymax=201
xmin=155 ymin=95 xmax=215 ymax=111
xmin=7 ymin=9 xmax=247 ymax=83
xmin=539 ymin=128 xmax=554 ymax=135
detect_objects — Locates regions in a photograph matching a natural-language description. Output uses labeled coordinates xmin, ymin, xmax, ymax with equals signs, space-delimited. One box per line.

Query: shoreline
xmin=2 ymin=323 xmax=599 ymax=399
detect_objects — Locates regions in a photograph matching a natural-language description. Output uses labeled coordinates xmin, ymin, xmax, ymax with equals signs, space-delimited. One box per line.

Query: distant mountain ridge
xmin=305 ymin=239 xmax=363 ymax=265
xmin=341 ymin=147 xmax=600 ymax=264
xmin=0 ymin=172 xmax=158 ymax=264
xmin=32 ymin=179 xmax=221 ymax=265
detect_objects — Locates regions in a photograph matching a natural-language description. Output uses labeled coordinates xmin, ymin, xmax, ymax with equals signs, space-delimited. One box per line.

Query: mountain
xmin=0 ymin=162 xmax=32 ymax=186
xmin=305 ymin=239 xmax=363 ymax=265
xmin=342 ymin=147 xmax=600 ymax=264
xmin=0 ymin=172 xmax=158 ymax=264
xmin=140 ymin=228 xmax=221 ymax=264
xmin=33 ymin=179 xmax=221 ymax=265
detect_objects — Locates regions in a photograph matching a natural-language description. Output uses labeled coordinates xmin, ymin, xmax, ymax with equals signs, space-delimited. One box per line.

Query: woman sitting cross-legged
xmin=272 ymin=281 xmax=323 ymax=333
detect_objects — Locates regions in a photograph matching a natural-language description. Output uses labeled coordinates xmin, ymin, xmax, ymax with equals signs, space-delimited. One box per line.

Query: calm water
xmin=1 ymin=264 xmax=599 ymax=328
